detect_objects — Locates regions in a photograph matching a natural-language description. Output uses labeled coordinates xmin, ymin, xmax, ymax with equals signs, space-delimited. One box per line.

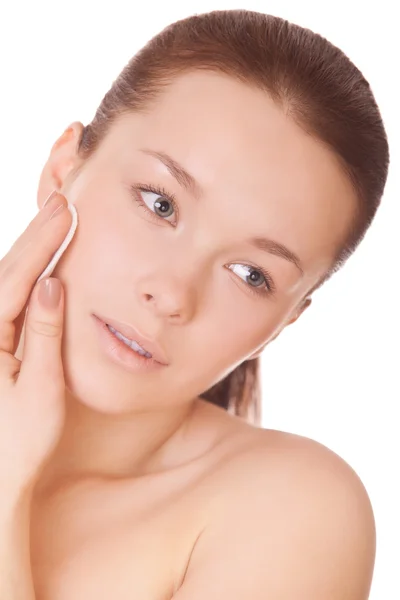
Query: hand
xmin=0 ymin=193 xmax=72 ymax=496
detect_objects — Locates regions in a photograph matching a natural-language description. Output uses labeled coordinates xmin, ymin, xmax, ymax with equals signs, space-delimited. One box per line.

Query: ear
xmin=37 ymin=121 xmax=85 ymax=209
xmin=246 ymin=297 xmax=312 ymax=360
xmin=286 ymin=296 xmax=312 ymax=326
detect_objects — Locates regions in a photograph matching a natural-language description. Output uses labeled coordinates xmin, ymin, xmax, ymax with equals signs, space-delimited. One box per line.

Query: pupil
xmin=155 ymin=199 xmax=172 ymax=216
xmin=249 ymin=270 xmax=263 ymax=286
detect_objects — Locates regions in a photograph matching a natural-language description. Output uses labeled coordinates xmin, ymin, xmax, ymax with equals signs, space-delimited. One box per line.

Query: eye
xmin=228 ymin=263 xmax=275 ymax=297
xmin=131 ymin=185 xmax=179 ymax=226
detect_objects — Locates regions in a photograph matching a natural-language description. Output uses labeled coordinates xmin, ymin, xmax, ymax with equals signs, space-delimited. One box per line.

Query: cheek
xmin=56 ymin=200 xmax=160 ymax=290
xmin=205 ymin=309 xmax=272 ymax=360
xmin=183 ymin=290 xmax=278 ymax=385
xmin=168 ymin=306 xmax=277 ymax=397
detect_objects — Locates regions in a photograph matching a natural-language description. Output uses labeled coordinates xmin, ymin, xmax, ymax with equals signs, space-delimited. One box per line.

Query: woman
xmin=0 ymin=9 xmax=388 ymax=599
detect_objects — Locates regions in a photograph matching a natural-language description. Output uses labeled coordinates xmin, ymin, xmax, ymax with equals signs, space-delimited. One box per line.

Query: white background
xmin=0 ymin=1 xmax=398 ymax=597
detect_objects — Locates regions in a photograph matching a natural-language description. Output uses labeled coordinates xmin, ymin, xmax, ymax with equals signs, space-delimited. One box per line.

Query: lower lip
xmin=92 ymin=315 xmax=166 ymax=373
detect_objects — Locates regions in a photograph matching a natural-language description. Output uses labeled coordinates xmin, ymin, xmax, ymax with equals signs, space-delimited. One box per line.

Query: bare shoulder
xmin=177 ymin=402 xmax=376 ymax=599
xmin=217 ymin=421 xmax=374 ymax=508
xmin=198 ymin=400 xmax=374 ymax=512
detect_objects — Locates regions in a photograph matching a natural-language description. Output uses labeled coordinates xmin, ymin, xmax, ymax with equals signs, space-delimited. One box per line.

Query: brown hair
xmin=76 ymin=10 xmax=389 ymax=426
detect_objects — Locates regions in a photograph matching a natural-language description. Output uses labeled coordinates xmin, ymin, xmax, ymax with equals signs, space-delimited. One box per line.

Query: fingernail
xmin=43 ymin=190 xmax=58 ymax=209
xmin=38 ymin=278 xmax=62 ymax=309
xmin=49 ymin=203 xmax=66 ymax=220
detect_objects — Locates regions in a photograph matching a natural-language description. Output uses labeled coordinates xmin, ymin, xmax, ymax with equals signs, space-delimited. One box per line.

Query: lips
xmin=93 ymin=314 xmax=169 ymax=365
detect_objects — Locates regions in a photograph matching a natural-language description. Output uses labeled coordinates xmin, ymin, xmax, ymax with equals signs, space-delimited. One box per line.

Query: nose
xmin=137 ymin=273 xmax=197 ymax=324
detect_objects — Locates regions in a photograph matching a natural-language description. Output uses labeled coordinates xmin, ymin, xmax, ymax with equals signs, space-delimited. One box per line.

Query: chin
xmin=60 ymin=335 xmax=168 ymax=416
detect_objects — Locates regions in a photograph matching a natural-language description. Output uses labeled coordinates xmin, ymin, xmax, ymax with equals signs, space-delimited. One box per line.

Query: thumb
xmin=18 ymin=278 xmax=65 ymax=393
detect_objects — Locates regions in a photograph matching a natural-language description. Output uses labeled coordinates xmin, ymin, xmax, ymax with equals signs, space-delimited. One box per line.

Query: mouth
xmin=106 ymin=323 xmax=152 ymax=357
xmin=93 ymin=314 xmax=169 ymax=366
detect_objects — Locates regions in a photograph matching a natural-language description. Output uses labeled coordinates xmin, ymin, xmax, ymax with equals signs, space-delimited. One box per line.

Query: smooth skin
xmin=2 ymin=70 xmax=375 ymax=599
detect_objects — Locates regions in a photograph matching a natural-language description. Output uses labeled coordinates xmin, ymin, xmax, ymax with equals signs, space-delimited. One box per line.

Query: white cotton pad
xmin=37 ymin=202 xmax=79 ymax=282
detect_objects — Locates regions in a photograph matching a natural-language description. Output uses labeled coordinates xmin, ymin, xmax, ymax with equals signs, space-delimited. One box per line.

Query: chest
xmin=30 ymin=476 xmax=204 ymax=600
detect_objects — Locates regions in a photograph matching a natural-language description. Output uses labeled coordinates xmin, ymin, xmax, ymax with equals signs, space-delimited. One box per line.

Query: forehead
xmin=108 ymin=70 xmax=357 ymax=280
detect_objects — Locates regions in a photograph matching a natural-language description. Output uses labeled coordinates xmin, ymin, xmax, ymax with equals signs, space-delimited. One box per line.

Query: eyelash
xmin=131 ymin=183 xmax=180 ymax=224
xmin=130 ymin=183 xmax=276 ymax=298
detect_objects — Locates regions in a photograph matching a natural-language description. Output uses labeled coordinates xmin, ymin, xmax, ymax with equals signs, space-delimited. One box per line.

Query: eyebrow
xmin=140 ymin=148 xmax=304 ymax=276
xmin=250 ymin=237 xmax=304 ymax=275
xmin=140 ymin=148 xmax=202 ymax=199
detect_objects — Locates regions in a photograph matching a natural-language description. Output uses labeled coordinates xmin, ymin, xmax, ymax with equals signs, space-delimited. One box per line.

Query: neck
xmin=32 ymin=388 xmax=197 ymax=497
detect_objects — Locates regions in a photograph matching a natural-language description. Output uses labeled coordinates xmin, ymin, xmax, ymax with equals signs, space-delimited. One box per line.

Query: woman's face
xmin=39 ymin=71 xmax=356 ymax=414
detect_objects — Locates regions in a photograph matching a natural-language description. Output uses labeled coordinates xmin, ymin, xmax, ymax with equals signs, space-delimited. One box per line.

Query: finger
xmin=3 ymin=192 xmax=66 ymax=259
xmin=0 ymin=195 xmax=71 ymax=356
xmin=17 ymin=278 xmax=65 ymax=395
xmin=11 ymin=298 xmax=29 ymax=355
xmin=10 ymin=196 xmax=70 ymax=354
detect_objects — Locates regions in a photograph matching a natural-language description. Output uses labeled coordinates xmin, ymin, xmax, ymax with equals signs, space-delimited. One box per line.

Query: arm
xmin=0 ymin=490 xmax=36 ymax=600
xmin=173 ymin=441 xmax=376 ymax=600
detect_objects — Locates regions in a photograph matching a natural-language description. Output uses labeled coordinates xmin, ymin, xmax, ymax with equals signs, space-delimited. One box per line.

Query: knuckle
xmin=27 ymin=319 xmax=61 ymax=337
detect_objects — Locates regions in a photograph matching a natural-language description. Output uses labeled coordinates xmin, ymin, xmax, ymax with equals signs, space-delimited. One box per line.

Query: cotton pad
xmin=37 ymin=193 xmax=79 ymax=283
